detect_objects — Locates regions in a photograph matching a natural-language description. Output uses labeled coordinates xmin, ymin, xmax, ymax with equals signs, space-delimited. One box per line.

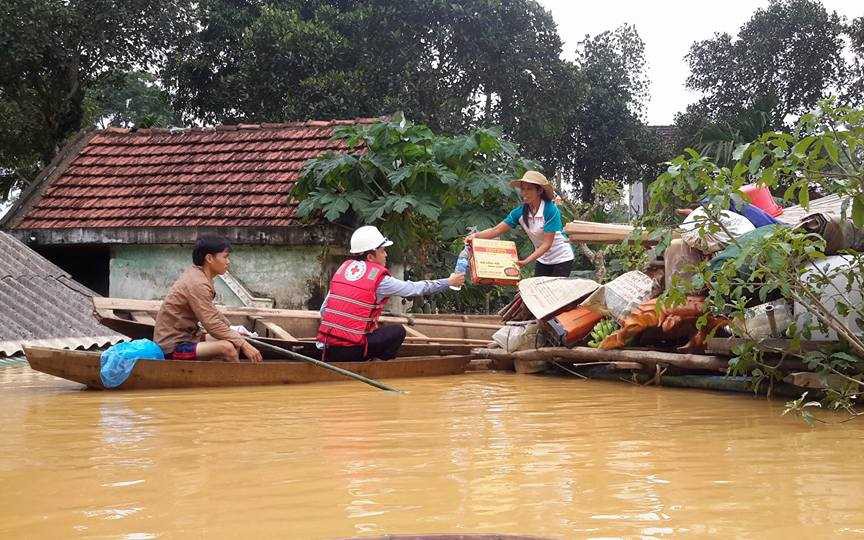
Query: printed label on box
xmin=471 ymin=239 xmax=520 ymax=286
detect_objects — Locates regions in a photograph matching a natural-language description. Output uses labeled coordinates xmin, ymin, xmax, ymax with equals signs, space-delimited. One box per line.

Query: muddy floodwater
xmin=2 ymin=358 xmax=864 ymax=538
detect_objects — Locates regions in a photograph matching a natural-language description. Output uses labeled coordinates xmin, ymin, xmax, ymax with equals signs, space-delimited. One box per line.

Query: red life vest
xmin=317 ymin=259 xmax=390 ymax=348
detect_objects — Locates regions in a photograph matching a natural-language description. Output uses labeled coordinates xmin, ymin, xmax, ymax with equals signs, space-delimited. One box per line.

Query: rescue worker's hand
xmin=241 ymin=341 xmax=263 ymax=363
xmin=447 ymin=273 xmax=466 ymax=287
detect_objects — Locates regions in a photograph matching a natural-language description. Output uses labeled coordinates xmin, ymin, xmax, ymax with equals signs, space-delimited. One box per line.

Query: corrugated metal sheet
xmin=0 ymin=231 xmax=125 ymax=356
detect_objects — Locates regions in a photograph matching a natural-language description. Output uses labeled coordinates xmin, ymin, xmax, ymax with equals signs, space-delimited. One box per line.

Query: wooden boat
xmin=92 ymin=297 xmax=501 ymax=358
xmin=24 ymin=346 xmax=476 ymax=390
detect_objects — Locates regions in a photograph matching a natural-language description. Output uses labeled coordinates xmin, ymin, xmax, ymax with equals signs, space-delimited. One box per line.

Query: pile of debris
xmin=474 ymin=187 xmax=864 ymax=397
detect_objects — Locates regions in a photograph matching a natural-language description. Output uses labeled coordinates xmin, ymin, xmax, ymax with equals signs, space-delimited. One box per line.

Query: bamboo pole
xmin=246 ymin=338 xmax=403 ymax=393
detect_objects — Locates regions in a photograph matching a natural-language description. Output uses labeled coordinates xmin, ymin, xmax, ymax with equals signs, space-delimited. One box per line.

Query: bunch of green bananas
xmin=587 ymin=318 xmax=618 ymax=348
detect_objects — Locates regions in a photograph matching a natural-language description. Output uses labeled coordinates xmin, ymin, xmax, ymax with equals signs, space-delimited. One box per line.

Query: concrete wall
xmin=109 ymin=244 xmax=330 ymax=309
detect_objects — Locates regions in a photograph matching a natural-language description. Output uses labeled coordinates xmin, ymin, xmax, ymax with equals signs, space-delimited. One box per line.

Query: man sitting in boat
xmin=317 ymin=225 xmax=465 ymax=362
xmin=154 ymin=235 xmax=263 ymax=363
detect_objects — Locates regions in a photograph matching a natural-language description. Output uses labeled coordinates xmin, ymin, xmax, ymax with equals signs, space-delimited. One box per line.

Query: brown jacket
xmin=153 ymin=266 xmax=245 ymax=354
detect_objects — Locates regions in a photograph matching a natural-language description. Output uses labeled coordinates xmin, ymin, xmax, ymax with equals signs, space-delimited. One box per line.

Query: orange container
xmin=740 ymin=184 xmax=783 ymax=216
xmin=546 ymin=306 xmax=603 ymax=346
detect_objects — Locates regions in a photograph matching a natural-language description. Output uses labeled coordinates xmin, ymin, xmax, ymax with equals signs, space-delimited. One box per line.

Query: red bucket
xmin=740 ymin=183 xmax=783 ymax=216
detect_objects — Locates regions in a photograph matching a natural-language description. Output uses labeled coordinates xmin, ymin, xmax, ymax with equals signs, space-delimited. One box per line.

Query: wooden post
xmin=472 ymin=346 xmax=729 ymax=372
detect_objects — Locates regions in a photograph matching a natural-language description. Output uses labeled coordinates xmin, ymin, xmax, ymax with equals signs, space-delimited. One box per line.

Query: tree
xmin=676 ymin=0 xmax=848 ymax=151
xmin=294 ymin=113 xmax=537 ymax=264
xmin=688 ymin=98 xmax=776 ymax=168
xmin=847 ymin=16 xmax=864 ymax=107
xmin=165 ymin=1 xmax=630 ymax=196
xmin=0 ymin=0 xmax=194 ymax=199
xmin=567 ymin=24 xmax=660 ymax=202
xmin=85 ymin=71 xmax=177 ymax=129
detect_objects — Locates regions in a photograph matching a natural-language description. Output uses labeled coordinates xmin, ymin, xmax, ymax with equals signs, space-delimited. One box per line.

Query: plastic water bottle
xmin=450 ymin=226 xmax=477 ymax=291
xmin=450 ymin=247 xmax=470 ymax=291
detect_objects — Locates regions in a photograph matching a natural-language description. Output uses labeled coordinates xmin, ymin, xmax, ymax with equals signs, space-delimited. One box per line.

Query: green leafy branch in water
xmin=783 ymin=392 xmax=826 ymax=426
xmin=644 ymin=99 xmax=864 ymax=419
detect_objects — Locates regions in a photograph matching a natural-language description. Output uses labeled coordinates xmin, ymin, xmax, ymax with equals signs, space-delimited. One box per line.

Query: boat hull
xmin=24 ymin=347 xmax=473 ymax=390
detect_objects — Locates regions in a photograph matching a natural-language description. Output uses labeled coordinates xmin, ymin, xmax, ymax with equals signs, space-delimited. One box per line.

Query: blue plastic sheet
xmin=100 ymin=339 xmax=164 ymax=388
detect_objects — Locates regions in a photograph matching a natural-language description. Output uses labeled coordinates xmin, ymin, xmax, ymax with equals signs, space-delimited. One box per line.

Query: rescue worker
xmin=466 ymin=170 xmax=574 ymax=277
xmin=317 ymin=225 xmax=465 ymax=362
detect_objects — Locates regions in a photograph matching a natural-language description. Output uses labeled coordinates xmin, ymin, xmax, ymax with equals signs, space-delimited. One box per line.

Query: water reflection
xmin=2 ymin=364 xmax=864 ymax=538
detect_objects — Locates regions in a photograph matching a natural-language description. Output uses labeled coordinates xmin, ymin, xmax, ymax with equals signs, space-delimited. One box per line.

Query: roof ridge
xmin=99 ymin=117 xmax=385 ymax=137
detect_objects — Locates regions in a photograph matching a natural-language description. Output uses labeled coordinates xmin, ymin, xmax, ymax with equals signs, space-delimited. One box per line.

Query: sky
xmin=538 ymin=0 xmax=862 ymax=126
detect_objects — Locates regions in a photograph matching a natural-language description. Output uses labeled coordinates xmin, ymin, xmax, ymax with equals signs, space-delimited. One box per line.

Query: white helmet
xmin=349 ymin=225 xmax=393 ymax=254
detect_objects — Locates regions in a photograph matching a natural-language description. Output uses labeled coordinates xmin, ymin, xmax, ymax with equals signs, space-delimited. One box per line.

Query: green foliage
xmin=568 ymin=24 xmax=664 ymax=202
xmin=164 ymin=2 xmax=662 ymax=204
xmin=782 ymin=392 xmax=825 ymax=425
xmin=3 ymin=1 xmax=665 ymax=210
xmin=685 ymin=0 xmax=847 ymax=122
xmin=675 ymin=0 xmax=860 ymax=154
xmin=650 ymin=99 xmax=864 ymax=417
xmin=294 ymin=114 xmax=537 ymax=267
xmin=0 ymin=0 xmax=195 ymax=199
xmin=84 ymin=72 xmax=177 ymax=129
xmin=848 ymin=16 xmax=864 ymax=107
xmin=692 ymin=99 xmax=776 ymax=167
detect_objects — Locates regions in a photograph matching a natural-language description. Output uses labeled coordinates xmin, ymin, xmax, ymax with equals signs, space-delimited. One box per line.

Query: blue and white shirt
xmin=503 ymin=200 xmax=574 ymax=265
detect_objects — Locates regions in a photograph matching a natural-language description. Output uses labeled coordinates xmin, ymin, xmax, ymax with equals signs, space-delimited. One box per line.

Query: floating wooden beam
xmin=783 ymin=372 xmax=850 ymax=389
xmin=514 ymin=359 xmax=549 ymax=374
xmin=472 ymin=346 xmax=729 ymax=372
xmin=705 ymin=337 xmax=840 ymax=356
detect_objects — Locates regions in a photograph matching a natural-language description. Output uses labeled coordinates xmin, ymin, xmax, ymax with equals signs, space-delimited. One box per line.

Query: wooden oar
xmin=245 ymin=337 xmax=403 ymax=393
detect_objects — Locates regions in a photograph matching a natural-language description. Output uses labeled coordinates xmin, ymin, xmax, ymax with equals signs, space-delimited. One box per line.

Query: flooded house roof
xmin=1 ymin=118 xmax=382 ymax=232
xmin=0 ymin=231 xmax=123 ymax=356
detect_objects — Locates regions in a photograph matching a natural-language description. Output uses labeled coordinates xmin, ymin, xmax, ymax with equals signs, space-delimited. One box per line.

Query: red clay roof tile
xmin=14 ymin=118 xmax=381 ymax=230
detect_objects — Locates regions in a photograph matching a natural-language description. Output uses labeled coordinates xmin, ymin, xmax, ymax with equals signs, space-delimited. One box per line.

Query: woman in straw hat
xmin=466 ymin=171 xmax=574 ymax=277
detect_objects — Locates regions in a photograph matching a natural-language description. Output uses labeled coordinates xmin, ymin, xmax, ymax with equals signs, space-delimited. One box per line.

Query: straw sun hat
xmin=509 ymin=170 xmax=555 ymax=199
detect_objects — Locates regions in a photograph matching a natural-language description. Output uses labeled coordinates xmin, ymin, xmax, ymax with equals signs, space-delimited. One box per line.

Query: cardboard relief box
xmin=470 ymin=238 xmax=521 ymax=286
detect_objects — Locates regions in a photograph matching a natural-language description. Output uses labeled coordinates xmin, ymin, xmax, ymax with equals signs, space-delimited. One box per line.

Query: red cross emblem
xmin=344 ymin=261 xmax=367 ymax=282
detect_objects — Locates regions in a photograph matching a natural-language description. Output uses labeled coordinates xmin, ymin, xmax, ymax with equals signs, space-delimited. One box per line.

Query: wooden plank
xmin=402 ymin=336 xmax=490 ymax=344
xmin=130 ymin=311 xmax=156 ymax=325
xmin=254 ymin=318 xmax=297 ymax=341
xmin=564 ymin=220 xmax=679 ymax=244
xmin=403 ymin=325 xmax=430 ymax=338
xmin=93 ymin=297 xmax=502 ymax=331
